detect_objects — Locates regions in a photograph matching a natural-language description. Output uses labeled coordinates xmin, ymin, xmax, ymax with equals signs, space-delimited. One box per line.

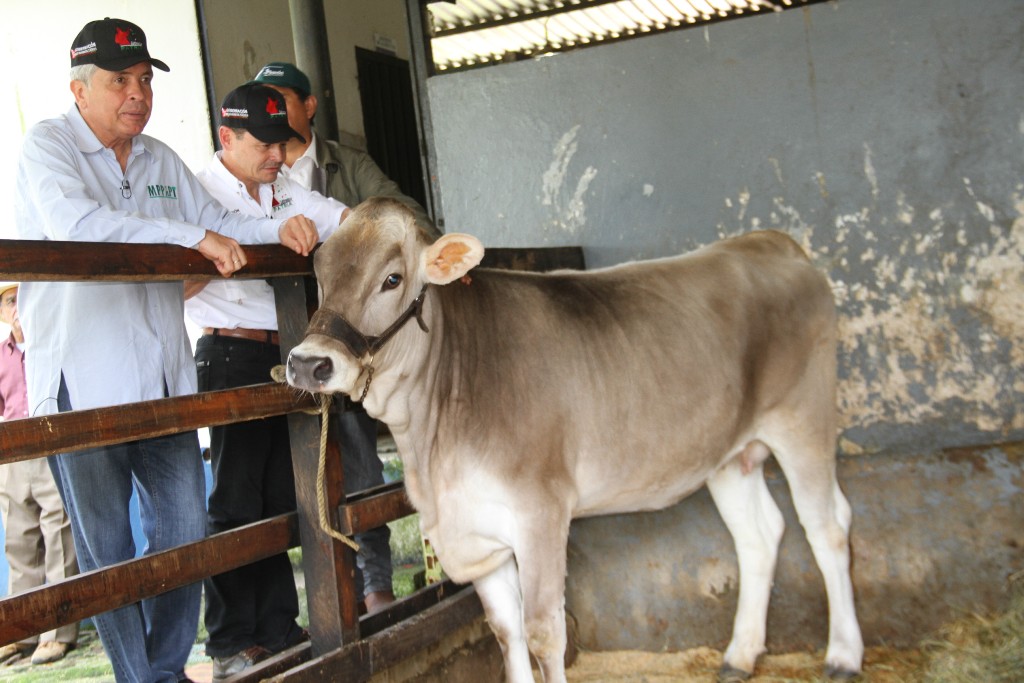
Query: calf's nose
xmin=287 ymin=352 xmax=334 ymax=386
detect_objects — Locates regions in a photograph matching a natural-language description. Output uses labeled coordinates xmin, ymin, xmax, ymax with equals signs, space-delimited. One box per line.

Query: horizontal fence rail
xmin=0 ymin=240 xmax=312 ymax=281
xmin=0 ymin=383 xmax=317 ymax=465
xmin=0 ymin=514 xmax=300 ymax=644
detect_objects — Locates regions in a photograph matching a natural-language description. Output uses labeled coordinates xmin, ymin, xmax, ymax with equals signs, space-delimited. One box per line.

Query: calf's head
xmin=286 ymin=197 xmax=483 ymax=398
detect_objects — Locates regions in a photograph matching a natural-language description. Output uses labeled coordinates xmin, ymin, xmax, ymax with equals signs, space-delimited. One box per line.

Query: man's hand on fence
xmin=196 ymin=231 xmax=247 ymax=276
xmin=279 ymin=215 xmax=319 ymax=256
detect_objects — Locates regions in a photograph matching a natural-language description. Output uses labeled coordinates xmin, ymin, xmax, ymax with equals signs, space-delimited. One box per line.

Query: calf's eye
xmin=382 ymin=273 xmax=403 ymax=291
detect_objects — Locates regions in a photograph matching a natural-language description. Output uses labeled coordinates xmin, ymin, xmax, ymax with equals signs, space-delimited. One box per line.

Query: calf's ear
xmin=422 ymin=233 xmax=485 ymax=285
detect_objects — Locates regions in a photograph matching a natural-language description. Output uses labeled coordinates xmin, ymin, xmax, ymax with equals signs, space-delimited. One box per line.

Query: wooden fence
xmin=0 ymin=238 xmax=583 ymax=681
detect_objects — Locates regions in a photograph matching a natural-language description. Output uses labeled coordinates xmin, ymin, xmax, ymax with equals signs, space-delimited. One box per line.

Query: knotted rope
xmin=271 ymin=365 xmax=359 ymax=552
xmin=314 ymin=393 xmax=360 ymax=551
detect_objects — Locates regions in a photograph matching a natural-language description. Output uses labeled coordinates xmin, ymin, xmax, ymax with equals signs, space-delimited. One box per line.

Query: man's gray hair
xmin=70 ymin=64 xmax=98 ymax=87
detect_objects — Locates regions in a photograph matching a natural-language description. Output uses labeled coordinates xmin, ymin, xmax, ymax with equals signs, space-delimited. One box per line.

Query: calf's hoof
xmin=825 ymin=665 xmax=861 ymax=681
xmin=717 ymin=664 xmax=752 ymax=683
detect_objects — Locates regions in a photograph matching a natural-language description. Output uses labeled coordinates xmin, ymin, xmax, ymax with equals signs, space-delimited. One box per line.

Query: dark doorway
xmin=355 ymin=47 xmax=427 ymax=209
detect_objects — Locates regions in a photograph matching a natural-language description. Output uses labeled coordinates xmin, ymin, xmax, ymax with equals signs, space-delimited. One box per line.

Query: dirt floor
xmin=564 ymin=646 xmax=926 ymax=682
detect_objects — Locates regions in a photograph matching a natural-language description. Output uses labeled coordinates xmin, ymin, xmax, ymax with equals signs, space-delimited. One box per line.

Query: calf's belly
xmin=574 ymin=472 xmax=709 ymax=517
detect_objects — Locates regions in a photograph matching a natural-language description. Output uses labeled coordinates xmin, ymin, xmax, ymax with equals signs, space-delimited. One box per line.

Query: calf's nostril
xmin=313 ymin=358 xmax=333 ymax=382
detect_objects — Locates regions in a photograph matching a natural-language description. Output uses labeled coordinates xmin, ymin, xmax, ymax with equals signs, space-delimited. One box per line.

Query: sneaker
xmin=31 ymin=640 xmax=71 ymax=664
xmin=212 ymin=645 xmax=271 ymax=680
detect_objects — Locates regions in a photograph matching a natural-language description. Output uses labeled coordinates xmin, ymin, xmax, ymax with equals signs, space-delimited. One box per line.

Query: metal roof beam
xmin=432 ymin=0 xmax=629 ymax=37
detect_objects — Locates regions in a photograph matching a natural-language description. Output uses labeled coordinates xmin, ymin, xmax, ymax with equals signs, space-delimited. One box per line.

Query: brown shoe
xmin=363 ymin=590 xmax=396 ymax=614
xmin=31 ymin=640 xmax=72 ymax=665
xmin=1 ymin=643 xmax=33 ymax=665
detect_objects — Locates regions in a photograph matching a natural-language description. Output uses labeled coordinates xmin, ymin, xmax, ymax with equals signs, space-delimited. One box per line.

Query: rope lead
xmin=271 ymin=364 xmax=360 ymax=552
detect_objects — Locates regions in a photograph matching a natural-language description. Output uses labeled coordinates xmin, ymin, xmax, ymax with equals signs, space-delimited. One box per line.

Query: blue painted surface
xmin=0 ymin=460 xmax=213 ymax=597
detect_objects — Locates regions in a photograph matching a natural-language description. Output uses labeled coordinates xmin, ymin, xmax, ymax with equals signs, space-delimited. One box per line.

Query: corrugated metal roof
xmin=426 ymin=0 xmax=823 ymax=72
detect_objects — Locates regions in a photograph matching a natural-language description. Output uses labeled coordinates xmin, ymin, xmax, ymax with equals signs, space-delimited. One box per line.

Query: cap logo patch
xmin=71 ymin=42 xmax=98 ymax=59
xmin=220 ymin=106 xmax=249 ymax=120
xmin=266 ymin=96 xmax=280 ymax=115
xmin=114 ymin=26 xmax=144 ymax=52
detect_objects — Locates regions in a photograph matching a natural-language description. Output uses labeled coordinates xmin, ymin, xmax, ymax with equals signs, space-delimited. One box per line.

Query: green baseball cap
xmin=251 ymin=62 xmax=311 ymax=98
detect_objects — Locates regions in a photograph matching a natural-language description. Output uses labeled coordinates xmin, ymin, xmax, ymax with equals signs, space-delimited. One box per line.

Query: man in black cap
xmin=185 ymin=83 xmax=351 ymax=680
xmin=15 ymin=19 xmax=322 ymax=683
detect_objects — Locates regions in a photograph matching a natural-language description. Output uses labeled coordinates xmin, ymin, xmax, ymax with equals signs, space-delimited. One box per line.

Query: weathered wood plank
xmin=260 ymin=584 xmax=480 ymax=683
xmin=0 ymin=383 xmax=317 ymax=465
xmin=0 ymin=514 xmax=299 ymax=645
xmin=234 ymin=580 xmax=470 ymax=682
xmin=336 ymin=483 xmax=417 ymax=536
xmin=357 ymin=579 xmax=467 ymax=640
xmin=0 ymin=239 xmax=312 ymax=281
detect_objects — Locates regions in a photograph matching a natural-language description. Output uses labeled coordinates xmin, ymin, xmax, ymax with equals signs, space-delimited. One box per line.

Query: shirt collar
xmin=209 ymin=150 xmax=247 ymax=194
xmin=2 ymin=333 xmax=18 ymax=357
xmin=210 ymin=150 xmax=274 ymax=211
xmin=295 ymin=132 xmax=319 ymax=168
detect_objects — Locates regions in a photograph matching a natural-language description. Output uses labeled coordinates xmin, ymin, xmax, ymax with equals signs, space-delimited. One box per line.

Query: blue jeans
xmin=52 ymin=378 xmax=205 ymax=683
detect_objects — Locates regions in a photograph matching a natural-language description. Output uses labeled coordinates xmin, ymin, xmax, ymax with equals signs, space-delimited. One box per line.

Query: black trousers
xmin=197 ymin=335 xmax=305 ymax=657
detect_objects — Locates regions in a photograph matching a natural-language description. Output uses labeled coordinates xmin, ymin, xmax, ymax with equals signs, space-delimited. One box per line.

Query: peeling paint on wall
xmin=540 ymin=125 xmax=598 ymax=235
xmin=717 ymin=172 xmax=1024 ymax=454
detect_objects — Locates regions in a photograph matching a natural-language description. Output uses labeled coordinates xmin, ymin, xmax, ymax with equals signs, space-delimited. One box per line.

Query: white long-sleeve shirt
xmin=185 ymin=151 xmax=347 ymax=331
xmin=14 ymin=105 xmax=287 ymax=415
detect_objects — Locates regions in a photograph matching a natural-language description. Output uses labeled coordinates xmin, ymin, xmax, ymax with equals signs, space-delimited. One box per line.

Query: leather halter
xmin=303 ymin=284 xmax=430 ymax=360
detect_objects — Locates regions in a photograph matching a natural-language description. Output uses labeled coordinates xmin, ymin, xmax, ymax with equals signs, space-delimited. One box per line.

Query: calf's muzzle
xmin=287 ymin=353 xmax=334 ymax=386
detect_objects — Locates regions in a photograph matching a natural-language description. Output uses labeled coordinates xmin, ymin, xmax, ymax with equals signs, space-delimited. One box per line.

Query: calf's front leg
xmin=474 ymin=558 xmax=535 ymax=683
xmin=514 ymin=511 xmax=572 ymax=683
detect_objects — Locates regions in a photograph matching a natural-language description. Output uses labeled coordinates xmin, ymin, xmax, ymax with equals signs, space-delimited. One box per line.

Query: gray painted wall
xmin=427 ymin=0 xmax=1024 ymax=456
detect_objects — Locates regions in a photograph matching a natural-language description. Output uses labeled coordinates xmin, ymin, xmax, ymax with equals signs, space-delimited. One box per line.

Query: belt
xmin=203 ymin=327 xmax=280 ymax=346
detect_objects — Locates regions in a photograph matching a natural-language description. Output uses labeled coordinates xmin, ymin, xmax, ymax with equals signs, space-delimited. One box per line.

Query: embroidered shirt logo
xmin=271 ymin=184 xmax=293 ymax=212
xmin=147 ymin=184 xmax=178 ymax=199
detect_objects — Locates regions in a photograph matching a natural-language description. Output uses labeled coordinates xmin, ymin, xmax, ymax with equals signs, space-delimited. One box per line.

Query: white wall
xmin=0 ymin=0 xmax=212 ymax=238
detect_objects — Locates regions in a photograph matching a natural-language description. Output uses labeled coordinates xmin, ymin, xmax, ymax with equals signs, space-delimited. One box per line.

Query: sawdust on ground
xmin=564 ymin=645 xmax=926 ymax=682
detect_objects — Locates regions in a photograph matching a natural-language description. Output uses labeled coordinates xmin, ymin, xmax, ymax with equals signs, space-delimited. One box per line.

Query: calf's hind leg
xmin=774 ymin=451 xmax=863 ymax=678
xmin=706 ymin=457 xmax=785 ymax=678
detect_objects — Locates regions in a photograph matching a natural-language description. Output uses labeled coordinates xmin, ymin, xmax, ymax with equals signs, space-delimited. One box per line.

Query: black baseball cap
xmin=70 ymin=18 xmax=169 ymax=72
xmin=219 ymin=83 xmax=305 ymax=144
